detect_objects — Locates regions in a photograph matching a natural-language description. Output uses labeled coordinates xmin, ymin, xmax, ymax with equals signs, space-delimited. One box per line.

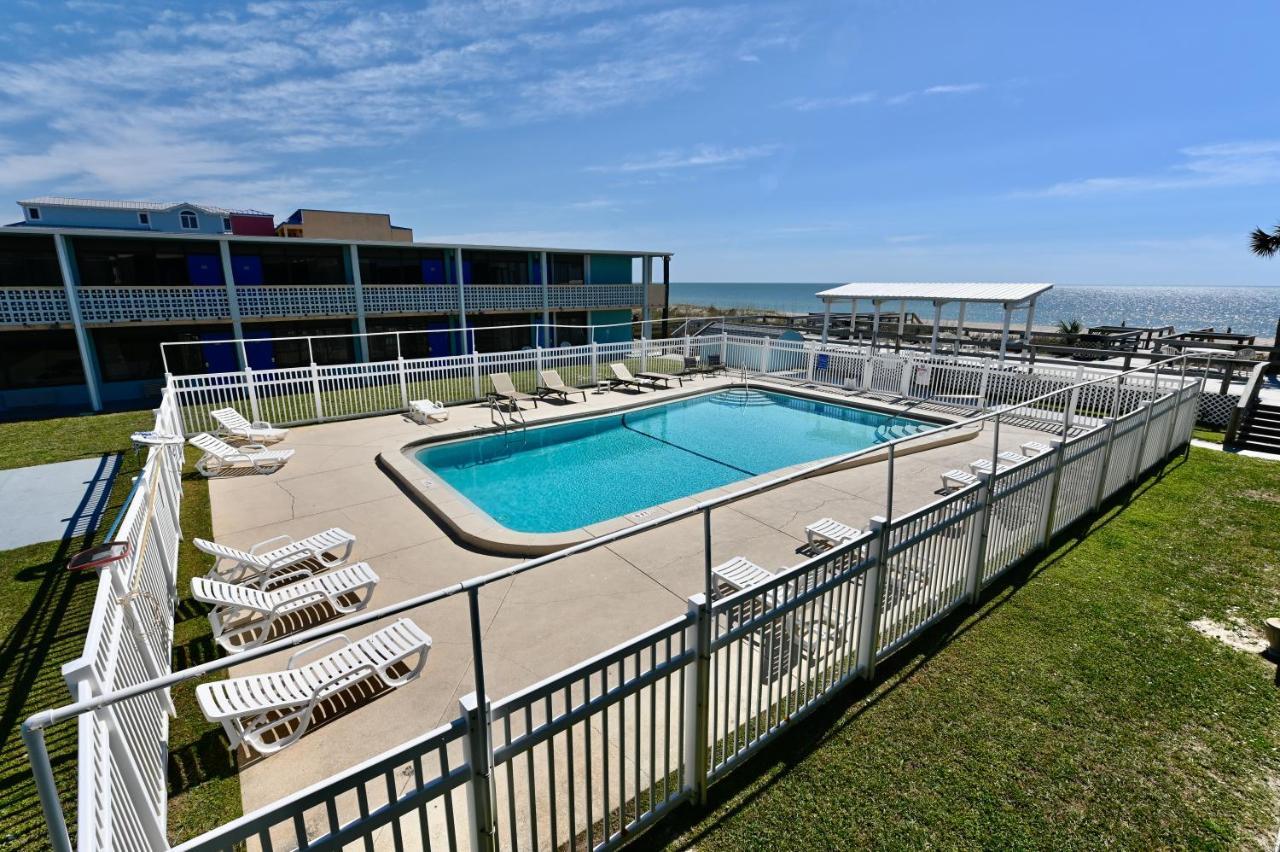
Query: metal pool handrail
xmin=22 ymin=353 xmax=1193 ymax=734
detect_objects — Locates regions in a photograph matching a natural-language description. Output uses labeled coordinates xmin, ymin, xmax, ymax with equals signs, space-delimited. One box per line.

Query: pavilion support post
xmin=871 ymin=300 xmax=882 ymax=352
xmin=998 ymin=303 xmax=1013 ymax=363
xmin=897 ymin=299 xmax=906 ymax=352
xmin=1024 ymin=297 xmax=1037 ymax=352
xmin=849 ymin=298 xmax=858 ymax=346
xmin=930 ymin=301 xmax=943 ymax=355
xmin=954 ymin=301 xmax=968 ymax=358
xmin=820 ymin=300 xmax=831 ymax=345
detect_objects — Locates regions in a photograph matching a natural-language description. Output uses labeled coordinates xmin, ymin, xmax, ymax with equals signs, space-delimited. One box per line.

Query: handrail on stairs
xmin=1224 ymin=360 xmax=1274 ymax=446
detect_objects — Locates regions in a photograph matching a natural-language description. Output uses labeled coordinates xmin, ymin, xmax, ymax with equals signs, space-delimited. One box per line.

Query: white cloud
xmin=783 ymin=92 xmax=876 ymax=112
xmin=1033 ymin=140 xmax=1280 ymax=197
xmin=923 ymin=82 xmax=985 ymax=95
xmin=588 ymin=144 xmax=780 ymax=173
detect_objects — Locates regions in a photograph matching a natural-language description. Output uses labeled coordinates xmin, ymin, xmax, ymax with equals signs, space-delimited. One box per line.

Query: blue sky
xmin=1 ymin=0 xmax=1278 ymax=284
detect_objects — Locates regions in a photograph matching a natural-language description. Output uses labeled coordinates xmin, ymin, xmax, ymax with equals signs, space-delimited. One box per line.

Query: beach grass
xmin=0 ymin=412 xmax=239 ymax=848
xmin=655 ymin=447 xmax=1280 ymax=850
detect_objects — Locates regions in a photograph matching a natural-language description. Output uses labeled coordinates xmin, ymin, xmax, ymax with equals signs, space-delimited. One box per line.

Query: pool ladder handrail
xmin=487 ymin=392 xmax=528 ymax=432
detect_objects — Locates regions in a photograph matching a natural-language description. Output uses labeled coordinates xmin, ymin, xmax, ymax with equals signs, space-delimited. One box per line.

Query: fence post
xmin=856 ymin=517 xmax=888 ymax=679
xmin=760 ymin=336 xmax=771 ymax=373
xmin=899 ymin=359 xmax=913 ymax=397
xmin=720 ymin=332 xmax=727 ymax=366
xmin=682 ymin=594 xmax=711 ymax=805
xmin=1129 ymin=400 xmax=1153 ymax=481
xmin=683 ymin=334 xmax=692 ymax=357
xmin=471 ymin=351 xmax=482 ymax=401
xmin=590 ymin=340 xmax=599 ymax=384
xmin=460 ymin=692 xmax=497 ymax=852
xmin=1091 ymin=417 xmax=1117 ymax=512
xmin=1039 ymin=438 xmax=1067 ymax=548
xmin=861 ymin=356 xmax=875 ymax=391
xmin=977 ymin=359 xmax=992 ymax=409
xmin=397 ymin=356 xmax=409 ymax=409
xmin=309 ymin=362 xmax=325 ymax=421
xmin=641 ymin=337 xmax=649 ymax=373
xmin=244 ymin=366 xmax=261 ymax=423
xmin=1063 ymin=385 xmax=1079 ymax=434
xmin=964 ymin=474 xmax=993 ymax=604
xmin=535 ymin=346 xmax=543 ymax=376
xmin=805 ymin=345 xmax=816 ymax=382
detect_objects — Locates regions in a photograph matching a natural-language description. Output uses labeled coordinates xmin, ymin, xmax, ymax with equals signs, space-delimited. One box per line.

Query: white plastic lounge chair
xmin=536 ymin=369 xmax=587 ymax=402
xmin=193 ymin=527 xmax=356 ymax=585
xmin=210 ymin=407 xmax=288 ymax=444
xmin=805 ymin=518 xmax=862 ymax=551
xmin=197 ymin=618 xmax=430 ymax=754
xmin=609 ymin=362 xmax=666 ymax=391
xmin=969 ymin=451 xmax=1030 ymax=476
xmin=189 ymin=434 xmax=294 ymax=477
xmin=712 ymin=556 xmax=776 ymax=595
xmin=941 ymin=469 xmax=981 ymax=491
xmin=409 ymin=399 xmax=449 ymax=423
xmin=1020 ymin=440 xmax=1053 ymax=457
xmin=192 ymin=562 xmax=379 ymax=652
xmin=489 ymin=372 xmax=538 ymax=408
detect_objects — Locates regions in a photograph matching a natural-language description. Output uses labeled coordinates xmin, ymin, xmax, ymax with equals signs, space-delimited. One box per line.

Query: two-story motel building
xmin=0 ymin=223 xmax=670 ymax=415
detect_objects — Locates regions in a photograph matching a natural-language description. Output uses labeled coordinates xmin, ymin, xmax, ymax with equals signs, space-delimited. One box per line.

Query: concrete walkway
xmin=201 ymin=378 xmax=1046 ymax=844
xmin=0 ymin=453 xmax=120 ymax=550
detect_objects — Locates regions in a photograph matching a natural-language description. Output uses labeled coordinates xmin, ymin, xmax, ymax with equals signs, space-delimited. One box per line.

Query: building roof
xmin=17 ymin=196 xmax=272 ymax=217
xmin=816 ymin=282 xmax=1053 ymax=305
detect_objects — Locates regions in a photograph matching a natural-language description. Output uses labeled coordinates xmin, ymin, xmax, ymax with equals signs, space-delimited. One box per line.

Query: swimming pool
xmin=412 ymin=389 xmax=935 ymax=534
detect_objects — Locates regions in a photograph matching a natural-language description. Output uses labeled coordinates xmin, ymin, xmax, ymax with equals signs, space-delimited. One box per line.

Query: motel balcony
xmin=0 ymin=281 xmax=652 ymax=327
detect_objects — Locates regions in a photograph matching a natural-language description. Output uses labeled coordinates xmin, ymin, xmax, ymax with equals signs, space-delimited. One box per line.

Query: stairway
xmin=1236 ymin=402 xmax=1280 ymax=454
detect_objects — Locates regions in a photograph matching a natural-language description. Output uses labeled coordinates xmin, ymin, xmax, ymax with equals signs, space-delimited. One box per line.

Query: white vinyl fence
xmin=56 ymin=391 xmax=184 ymax=852
xmin=27 ymin=351 xmax=1201 ymax=852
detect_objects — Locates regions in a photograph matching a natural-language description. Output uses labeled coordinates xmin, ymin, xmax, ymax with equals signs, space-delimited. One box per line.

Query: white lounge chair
xmin=489 ymin=372 xmax=538 ymax=409
xmin=712 ymin=556 xmax=776 ymax=595
xmin=409 ymin=399 xmax=449 ymax=423
xmin=189 ymin=434 xmax=294 ymax=477
xmin=197 ymin=618 xmax=431 ymax=754
xmin=941 ymin=469 xmax=981 ymax=491
xmin=805 ymin=518 xmax=862 ymax=551
xmin=192 ymin=562 xmax=379 ymax=652
xmin=536 ymin=369 xmax=587 ymax=402
xmin=210 ymin=407 xmax=288 ymax=444
xmin=193 ymin=527 xmax=357 ymax=585
xmin=969 ymin=451 xmax=1030 ymax=476
xmin=1020 ymin=440 xmax=1053 ymax=457
xmin=609 ymin=362 xmax=667 ymax=391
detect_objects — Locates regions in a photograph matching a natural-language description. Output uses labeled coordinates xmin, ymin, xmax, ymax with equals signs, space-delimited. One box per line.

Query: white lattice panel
xmin=77 ymin=286 xmax=231 ymax=323
xmin=0 ymin=286 xmax=72 ymax=324
xmin=1196 ymin=391 xmax=1238 ymax=427
xmin=362 ymin=284 xmax=458 ymax=314
xmin=550 ymin=283 xmax=644 ymax=308
xmin=463 ymin=283 xmax=544 ymax=311
xmin=236 ymin=285 xmax=356 ymax=318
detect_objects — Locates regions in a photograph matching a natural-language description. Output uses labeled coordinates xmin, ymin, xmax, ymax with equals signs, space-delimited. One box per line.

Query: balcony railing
xmin=0 ymin=282 xmax=649 ymax=326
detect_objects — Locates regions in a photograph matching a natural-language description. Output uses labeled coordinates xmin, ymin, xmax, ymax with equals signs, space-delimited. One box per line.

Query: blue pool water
xmin=414 ymin=389 xmax=935 ymax=533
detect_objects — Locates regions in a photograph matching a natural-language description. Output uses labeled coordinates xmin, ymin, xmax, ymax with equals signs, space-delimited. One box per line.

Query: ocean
xmin=667 ymin=283 xmax=1280 ymax=340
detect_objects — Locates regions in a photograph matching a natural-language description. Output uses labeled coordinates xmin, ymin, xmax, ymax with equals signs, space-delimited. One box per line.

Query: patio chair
xmin=712 ymin=556 xmax=776 ymax=596
xmin=1020 ymin=440 xmax=1053 ymax=457
xmin=189 ymin=433 xmax=294 ymax=477
xmin=969 ymin=451 xmax=1030 ymax=476
xmin=941 ymin=468 xmax=981 ymax=491
xmin=192 ymin=562 xmax=380 ymax=652
xmin=210 ymin=407 xmax=289 ymax=444
xmin=805 ymin=518 xmax=862 ymax=551
xmin=409 ymin=399 xmax=449 ymax=423
xmin=703 ymin=353 xmax=727 ymax=376
xmin=197 ymin=618 xmax=431 ymax=755
xmin=536 ymin=369 xmax=587 ymax=403
xmin=193 ymin=527 xmax=357 ymax=586
xmin=609 ymin=362 xmax=665 ymax=391
xmin=489 ymin=372 xmax=539 ymax=409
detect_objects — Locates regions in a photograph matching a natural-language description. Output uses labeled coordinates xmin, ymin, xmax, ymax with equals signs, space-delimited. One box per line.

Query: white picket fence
xmin=152 ymin=369 xmax=1198 ymax=852
xmin=30 ymin=350 xmax=1202 ymax=852
xmin=168 ymin=333 xmax=1193 ymax=437
xmin=59 ymin=390 xmax=184 ymax=852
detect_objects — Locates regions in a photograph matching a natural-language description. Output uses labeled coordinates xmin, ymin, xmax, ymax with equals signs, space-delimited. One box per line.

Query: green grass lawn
xmin=0 ymin=413 xmax=240 ymax=848
xmin=656 ymin=447 xmax=1280 ymax=850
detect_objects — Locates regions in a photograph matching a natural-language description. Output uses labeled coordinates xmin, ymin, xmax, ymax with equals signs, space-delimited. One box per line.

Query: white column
xmin=349 ymin=244 xmax=368 ymax=362
xmin=820 ymin=299 xmax=831 ymax=344
xmin=54 ymin=234 xmax=103 ymax=411
xmin=898 ymin=299 xmax=907 ymax=344
xmin=849 ymin=298 xmax=858 ymax=344
xmin=539 ymin=250 xmax=550 ymax=347
xmin=641 ymin=255 xmax=652 ymax=337
xmin=955 ymin=301 xmax=967 ymax=357
xmin=217 ymin=239 xmax=246 ymax=369
xmin=454 ymin=247 xmax=468 ymax=354
xmin=871 ymin=300 xmax=882 ymax=351
xmin=998 ymin=302 xmax=1013 ymax=362
xmin=930 ymin=301 xmax=943 ymax=354
xmin=1023 ymin=297 xmax=1037 ymax=353
xmin=583 ymin=253 xmax=591 ymax=285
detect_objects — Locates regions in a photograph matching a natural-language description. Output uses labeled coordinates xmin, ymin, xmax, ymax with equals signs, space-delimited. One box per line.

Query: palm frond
xmin=1250 ymin=224 xmax=1280 ymax=257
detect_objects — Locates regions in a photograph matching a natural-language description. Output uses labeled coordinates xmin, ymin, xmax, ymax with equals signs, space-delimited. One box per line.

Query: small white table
xmin=594 ymin=380 xmax=612 ymax=394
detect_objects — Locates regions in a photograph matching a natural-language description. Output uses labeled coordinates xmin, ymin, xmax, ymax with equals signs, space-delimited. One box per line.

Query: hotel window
xmin=26 ymin=207 xmax=40 ymax=221
xmin=222 ymin=216 xmax=232 ymax=232
xmin=179 ymin=210 xmax=199 ymax=230
xmin=138 ymin=212 xmax=150 ymax=226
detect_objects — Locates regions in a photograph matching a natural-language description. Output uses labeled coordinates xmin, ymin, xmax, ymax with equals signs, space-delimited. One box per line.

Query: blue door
xmin=422 ymin=259 xmax=445 ymax=284
xmin=244 ymin=328 xmax=274 ymax=370
xmin=200 ymin=332 xmax=237 ymax=373
xmin=425 ymin=320 xmax=451 ymax=356
xmin=231 ymin=255 xmax=264 ymax=286
xmin=186 ymin=254 xmax=223 ymax=286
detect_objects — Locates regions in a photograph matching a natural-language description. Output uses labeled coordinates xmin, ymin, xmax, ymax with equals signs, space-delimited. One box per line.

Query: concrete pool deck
xmin=203 ymin=376 xmax=1049 ymax=838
